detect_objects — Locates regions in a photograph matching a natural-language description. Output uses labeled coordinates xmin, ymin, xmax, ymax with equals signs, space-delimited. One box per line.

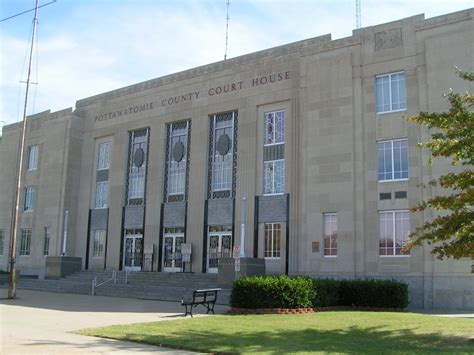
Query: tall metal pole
xmin=356 ymin=0 xmax=361 ymax=29
xmin=224 ymin=0 xmax=230 ymax=60
xmin=8 ymin=0 xmax=40 ymax=299
xmin=62 ymin=210 xmax=69 ymax=255
xmin=239 ymin=197 xmax=247 ymax=258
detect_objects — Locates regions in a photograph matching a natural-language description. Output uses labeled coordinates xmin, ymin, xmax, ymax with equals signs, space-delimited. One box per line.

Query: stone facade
xmin=0 ymin=9 xmax=473 ymax=309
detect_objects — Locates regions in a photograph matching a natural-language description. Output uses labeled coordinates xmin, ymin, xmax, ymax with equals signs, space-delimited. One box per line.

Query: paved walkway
xmin=0 ymin=288 xmax=230 ymax=354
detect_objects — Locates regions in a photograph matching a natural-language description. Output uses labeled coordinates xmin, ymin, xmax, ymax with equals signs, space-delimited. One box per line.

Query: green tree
xmin=407 ymin=70 xmax=473 ymax=265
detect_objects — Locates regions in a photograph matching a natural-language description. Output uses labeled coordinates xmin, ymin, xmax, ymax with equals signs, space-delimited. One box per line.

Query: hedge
xmin=230 ymin=276 xmax=409 ymax=309
xmin=230 ymin=275 xmax=315 ymax=309
xmin=312 ymin=278 xmax=409 ymax=308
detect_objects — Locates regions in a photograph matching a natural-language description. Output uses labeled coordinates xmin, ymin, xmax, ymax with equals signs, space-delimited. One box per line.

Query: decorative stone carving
xmin=172 ymin=141 xmax=185 ymax=162
xmin=375 ymin=28 xmax=402 ymax=51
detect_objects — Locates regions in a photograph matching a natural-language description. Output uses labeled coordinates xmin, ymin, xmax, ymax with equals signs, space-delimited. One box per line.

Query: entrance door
xmin=208 ymin=231 xmax=232 ymax=273
xmin=123 ymin=234 xmax=143 ymax=271
xmin=163 ymin=232 xmax=184 ymax=272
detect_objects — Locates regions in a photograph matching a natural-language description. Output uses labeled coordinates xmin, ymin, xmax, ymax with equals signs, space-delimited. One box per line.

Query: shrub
xmin=311 ymin=278 xmax=342 ymax=307
xmin=231 ymin=276 xmax=409 ymax=310
xmin=337 ymin=279 xmax=408 ymax=309
xmin=230 ymin=275 xmax=315 ymax=309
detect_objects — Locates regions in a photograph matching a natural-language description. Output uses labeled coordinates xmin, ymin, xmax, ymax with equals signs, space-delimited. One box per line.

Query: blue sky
xmin=0 ymin=0 xmax=472 ymax=130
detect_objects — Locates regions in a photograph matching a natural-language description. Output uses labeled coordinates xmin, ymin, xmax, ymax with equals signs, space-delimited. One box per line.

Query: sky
xmin=0 ymin=0 xmax=472 ymax=131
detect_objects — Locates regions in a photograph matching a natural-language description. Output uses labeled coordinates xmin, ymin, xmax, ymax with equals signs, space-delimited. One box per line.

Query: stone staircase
xmin=0 ymin=271 xmax=231 ymax=305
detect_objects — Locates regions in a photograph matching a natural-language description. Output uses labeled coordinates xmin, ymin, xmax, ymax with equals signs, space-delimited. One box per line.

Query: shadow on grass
xmin=90 ymin=325 xmax=474 ymax=353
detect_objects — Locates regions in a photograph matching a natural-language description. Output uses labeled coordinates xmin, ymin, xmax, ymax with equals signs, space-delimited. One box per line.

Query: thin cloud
xmin=1 ymin=0 xmax=472 ymax=129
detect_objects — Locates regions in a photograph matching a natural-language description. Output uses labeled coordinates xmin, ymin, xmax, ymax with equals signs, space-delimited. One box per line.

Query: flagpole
xmin=8 ymin=0 xmax=40 ymax=299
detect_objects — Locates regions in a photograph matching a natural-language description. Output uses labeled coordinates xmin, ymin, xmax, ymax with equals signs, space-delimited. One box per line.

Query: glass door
xmin=163 ymin=229 xmax=184 ymax=272
xmin=207 ymin=226 xmax=232 ymax=273
xmin=123 ymin=233 xmax=143 ymax=271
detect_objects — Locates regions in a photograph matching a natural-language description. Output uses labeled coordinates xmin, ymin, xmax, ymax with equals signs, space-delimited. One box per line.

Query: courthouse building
xmin=0 ymin=9 xmax=472 ymax=309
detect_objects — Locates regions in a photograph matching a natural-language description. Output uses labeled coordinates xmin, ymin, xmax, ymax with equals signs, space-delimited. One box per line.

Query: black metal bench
xmin=181 ymin=288 xmax=221 ymax=317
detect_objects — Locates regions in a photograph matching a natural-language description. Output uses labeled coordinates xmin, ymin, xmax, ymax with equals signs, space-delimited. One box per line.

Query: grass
xmin=77 ymin=311 xmax=474 ymax=354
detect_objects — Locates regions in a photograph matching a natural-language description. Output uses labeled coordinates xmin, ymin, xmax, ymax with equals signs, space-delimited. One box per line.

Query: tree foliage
xmin=407 ymin=70 xmax=473 ymax=263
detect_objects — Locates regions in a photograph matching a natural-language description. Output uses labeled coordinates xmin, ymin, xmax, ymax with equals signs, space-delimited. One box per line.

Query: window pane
xmin=379 ymin=212 xmax=393 ymax=255
xmin=376 ymin=76 xmax=387 ymax=113
xmin=212 ymin=124 xmax=233 ymax=191
xmin=393 ymin=140 xmax=402 ymax=179
xmin=93 ymin=230 xmax=105 ymax=257
xmin=377 ymin=141 xmax=393 ymax=181
xmin=395 ymin=211 xmax=410 ymax=255
xmin=377 ymin=143 xmax=386 ymax=180
xmin=43 ymin=227 xmax=50 ymax=256
xmin=24 ymin=187 xmax=35 ymax=211
xmin=324 ymin=214 xmax=337 ymax=256
xmin=274 ymin=160 xmax=284 ymax=194
xmin=380 ymin=211 xmax=410 ymax=256
xmin=382 ymin=77 xmax=390 ymax=112
xmin=264 ymin=224 xmax=272 ymax=257
xmin=391 ymin=73 xmax=406 ymax=110
xmin=391 ymin=77 xmax=399 ymax=110
xmin=398 ymin=74 xmax=406 ymax=110
xmin=264 ymin=113 xmax=274 ymax=144
xmin=20 ymin=229 xmax=31 ymax=255
xmin=274 ymin=225 xmax=281 ymax=257
xmin=0 ymin=230 xmax=4 ymax=255
xmin=95 ymin=181 xmax=108 ymax=208
xmin=275 ymin=111 xmax=285 ymax=144
xmin=393 ymin=139 xmax=408 ymax=180
xmin=168 ymin=125 xmax=188 ymax=197
xmin=127 ymin=130 xmax=148 ymax=203
xmin=28 ymin=145 xmax=39 ymax=170
xmin=376 ymin=72 xmax=406 ymax=113
xmin=263 ymin=161 xmax=273 ymax=194
xmin=263 ymin=160 xmax=284 ymax=195
xmin=378 ymin=139 xmax=408 ymax=181
xmin=98 ymin=142 xmax=111 ymax=170
xmin=264 ymin=223 xmax=281 ymax=258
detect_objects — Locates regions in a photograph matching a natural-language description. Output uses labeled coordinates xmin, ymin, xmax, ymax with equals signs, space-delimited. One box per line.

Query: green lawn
xmin=77 ymin=312 xmax=474 ymax=353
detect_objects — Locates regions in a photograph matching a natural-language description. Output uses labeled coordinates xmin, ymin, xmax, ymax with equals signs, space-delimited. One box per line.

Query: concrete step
xmin=2 ymin=271 xmax=231 ymax=305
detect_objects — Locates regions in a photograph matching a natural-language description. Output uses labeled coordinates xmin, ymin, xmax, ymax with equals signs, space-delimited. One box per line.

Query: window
xmin=263 ymin=160 xmax=284 ymax=195
xmin=27 ymin=145 xmax=39 ymax=170
xmin=166 ymin=121 xmax=189 ymax=199
xmin=95 ymin=181 xmax=108 ymax=208
xmin=264 ymin=223 xmax=281 ymax=258
xmin=264 ymin=110 xmax=285 ymax=145
xmin=0 ymin=230 xmax=4 ymax=255
xmin=377 ymin=139 xmax=408 ymax=181
xmin=210 ymin=112 xmax=236 ymax=195
xmin=127 ymin=129 xmax=149 ymax=203
xmin=376 ymin=72 xmax=406 ymax=113
xmin=92 ymin=230 xmax=106 ymax=257
xmin=20 ymin=229 xmax=31 ymax=256
xmin=43 ymin=227 xmax=50 ymax=256
xmin=97 ymin=142 xmax=111 ymax=170
xmin=24 ymin=186 xmax=35 ymax=211
xmin=323 ymin=213 xmax=337 ymax=257
xmin=379 ymin=211 xmax=410 ymax=256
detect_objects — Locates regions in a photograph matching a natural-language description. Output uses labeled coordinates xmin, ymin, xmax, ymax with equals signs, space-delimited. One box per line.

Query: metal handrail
xmin=91 ymin=270 xmax=116 ymax=296
xmin=125 ymin=269 xmax=132 ymax=284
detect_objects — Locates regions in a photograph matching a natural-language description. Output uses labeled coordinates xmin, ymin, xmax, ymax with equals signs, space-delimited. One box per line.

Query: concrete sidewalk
xmin=0 ymin=288 xmax=230 ymax=354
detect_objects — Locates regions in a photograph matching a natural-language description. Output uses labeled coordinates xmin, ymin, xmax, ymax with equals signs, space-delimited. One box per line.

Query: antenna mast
xmin=224 ymin=0 xmax=230 ymax=60
xmin=8 ymin=0 xmax=40 ymax=299
xmin=356 ymin=0 xmax=361 ymax=29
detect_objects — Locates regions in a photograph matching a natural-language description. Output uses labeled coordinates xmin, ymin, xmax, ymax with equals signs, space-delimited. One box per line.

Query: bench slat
xmin=181 ymin=289 xmax=220 ymax=317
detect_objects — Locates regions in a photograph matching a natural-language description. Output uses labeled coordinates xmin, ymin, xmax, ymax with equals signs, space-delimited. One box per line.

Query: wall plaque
xmin=312 ymin=242 xmax=320 ymax=253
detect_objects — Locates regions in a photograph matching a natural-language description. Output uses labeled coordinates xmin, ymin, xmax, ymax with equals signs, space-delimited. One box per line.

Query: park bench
xmin=181 ymin=288 xmax=221 ymax=317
